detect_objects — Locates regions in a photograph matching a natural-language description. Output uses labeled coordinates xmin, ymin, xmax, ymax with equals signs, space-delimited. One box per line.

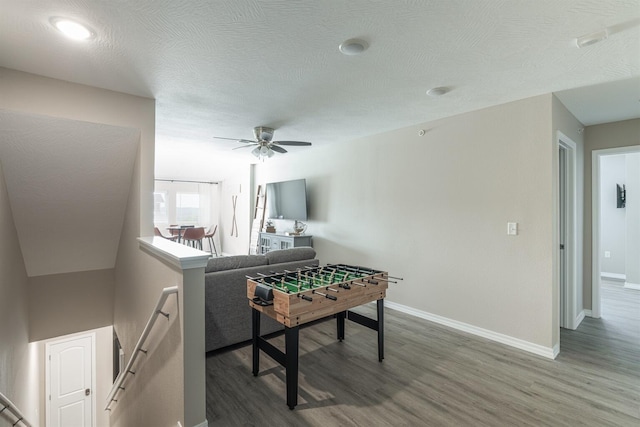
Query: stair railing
xmin=105 ymin=285 xmax=179 ymax=411
xmin=0 ymin=391 xmax=32 ymax=427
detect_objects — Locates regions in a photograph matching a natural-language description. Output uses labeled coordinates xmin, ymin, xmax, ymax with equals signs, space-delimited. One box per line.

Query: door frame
xmin=591 ymin=145 xmax=640 ymax=318
xmin=557 ymin=132 xmax=579 ymax=330
xmin=45 ymin=331 xmax=96 ymax=427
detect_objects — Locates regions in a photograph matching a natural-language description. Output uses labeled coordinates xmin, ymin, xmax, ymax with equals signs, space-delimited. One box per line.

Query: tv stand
xmin=259 ymin=233 xmax=312 ymax=254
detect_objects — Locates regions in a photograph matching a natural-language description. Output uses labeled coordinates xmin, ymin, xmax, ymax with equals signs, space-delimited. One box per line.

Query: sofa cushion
xmin=205 ymin=255 xmax=268 ymax=273
xmin=265 ymin=247 xmax=316 ymax=265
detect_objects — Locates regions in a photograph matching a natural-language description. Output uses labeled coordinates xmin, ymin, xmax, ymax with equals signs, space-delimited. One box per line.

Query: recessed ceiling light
xmin=426 ymin=87 xmax=449 ymax=97
xmin=575 ymin=29 xmax=608 ymax=48
xmin=339 ymin=38 xmax=369 ymax=55
xmin=50 ymin=17 xmax=95 ymax=41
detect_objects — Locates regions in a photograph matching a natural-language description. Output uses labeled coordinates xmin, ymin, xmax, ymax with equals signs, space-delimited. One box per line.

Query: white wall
xmin=257 ymin=94 xmax=559 ymax=351
xmin=600 ymin=155 xmax=627 ymax=276
xmin=218 ymin=165 xmax=252 ymax=255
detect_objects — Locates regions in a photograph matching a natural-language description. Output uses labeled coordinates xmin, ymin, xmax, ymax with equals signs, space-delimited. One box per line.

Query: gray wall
xmin=0 ymin=160 xmax=39 ymax=425
xmin=0 ymin=68 xmax=176 ymax=427
xmin=28 ymin=269 xmax=115 ymax=342
xmin=583 ymin=119 xmax=640 ymax=308
xmin=625 ymin=154 xmax=640 ymax=286
xmin=257 ymin=94 xmax=566 ymax=351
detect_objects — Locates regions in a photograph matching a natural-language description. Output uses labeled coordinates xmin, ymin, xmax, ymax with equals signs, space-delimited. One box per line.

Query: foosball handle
xmin=300 ymin=294 xmax=313 ymax=302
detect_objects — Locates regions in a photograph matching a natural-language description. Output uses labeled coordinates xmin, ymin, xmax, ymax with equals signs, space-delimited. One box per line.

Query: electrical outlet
xmin=507 ymin=222 xmax=518 ymax=236
xmin=604 ymin=251 xmax=611 ymax=258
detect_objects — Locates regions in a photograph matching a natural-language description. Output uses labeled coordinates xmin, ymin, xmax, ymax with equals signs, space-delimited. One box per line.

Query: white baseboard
xmin=601 ymin=272 xmax=626 ymax=280
xmin=584 ymin=309 xmax=594 ymax=318
xmin=574 ymin=310 xmax=586 ymax=328
xmin=192 ymin=420 xmax=208 ymax=427
xmin=624 ymin=282 xmax=640 ymax=290
xmin=384 ymin=301 xmax=557 ymax=360
xmin=552 ymin=343 xmax=560 ymax=359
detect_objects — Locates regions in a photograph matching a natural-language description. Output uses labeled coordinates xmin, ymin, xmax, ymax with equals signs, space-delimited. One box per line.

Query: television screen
xmin=266 ymin=178 xmax=308 ymax=220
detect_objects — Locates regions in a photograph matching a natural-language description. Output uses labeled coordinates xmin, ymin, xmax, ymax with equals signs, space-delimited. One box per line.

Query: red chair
xmin=182 ymin=227 xmax=205 ymax=250
xmin=154 ymin=227 xmax=177 ymax=241
xmin=205 ymin=225 xmax=218 ymax=256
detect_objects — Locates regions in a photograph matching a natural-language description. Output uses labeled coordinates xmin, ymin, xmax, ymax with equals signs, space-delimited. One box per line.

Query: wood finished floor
xmin=206 ymin=282 xmax=639 ymax=426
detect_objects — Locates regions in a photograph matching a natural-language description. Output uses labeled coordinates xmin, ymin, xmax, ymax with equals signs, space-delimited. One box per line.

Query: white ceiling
xmin=0 ymin=0 xmax=639 ymax=173
xmin=0 ymin=1 xmax=638 ymax=278
xmin=0 ymin=110 xmax=138 ymax=277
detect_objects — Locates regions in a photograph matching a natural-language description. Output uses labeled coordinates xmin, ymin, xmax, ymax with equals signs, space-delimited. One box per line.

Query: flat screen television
xmin=266 ymin=178 xmax=308 ymax=220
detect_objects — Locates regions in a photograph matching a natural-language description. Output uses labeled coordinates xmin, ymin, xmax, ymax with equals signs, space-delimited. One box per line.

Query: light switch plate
xmin=507 ymin=222 xmax=518 ymax=236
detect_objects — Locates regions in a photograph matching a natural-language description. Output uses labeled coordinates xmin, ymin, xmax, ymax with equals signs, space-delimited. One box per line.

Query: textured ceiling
xmin=0 ymin=0 xmax=639 ymax=171
xmin=0 ymin=110 xmax=139 ymax=277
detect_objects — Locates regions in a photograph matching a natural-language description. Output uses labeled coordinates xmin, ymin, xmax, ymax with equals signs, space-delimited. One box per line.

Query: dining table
xmin=166 ymin=225 xmax=195 ymax=243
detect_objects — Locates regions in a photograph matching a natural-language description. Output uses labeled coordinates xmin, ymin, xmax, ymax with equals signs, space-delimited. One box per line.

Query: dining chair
xmin=154 ymin=227 xmax=177 ymax=241
xmin=182 ymin=226 xmax=205 ymax=250
xmin=204 ymin=225 xmax=218 ymax=256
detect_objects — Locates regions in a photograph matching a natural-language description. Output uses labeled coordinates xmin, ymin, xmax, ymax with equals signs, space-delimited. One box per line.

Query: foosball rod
xmin=312 ymin=290 xmax=338 ymax=300
xmin=331 ymin=264 xmax=404 ymax=281
xmin=249 ymin=273 xmax=296 ymax=293
xmin=300 ymin=274 xmax=341 ymax=294
xmin=301 ymin=270 xmax=351 ymax=290
xmin=329 ymin=264 xmax=379 ymax=275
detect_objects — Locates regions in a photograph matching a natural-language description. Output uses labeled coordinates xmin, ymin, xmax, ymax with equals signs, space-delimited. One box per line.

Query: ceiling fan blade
xmin=232 ymin=144 xmax=257 ymax=150
xmin=270 ymin=145 xmax=288 ymax=154
xmin=272 ymin=140 xmax=312 ymax=146
xmin=213 ymin=136 xmax=256 ymax=144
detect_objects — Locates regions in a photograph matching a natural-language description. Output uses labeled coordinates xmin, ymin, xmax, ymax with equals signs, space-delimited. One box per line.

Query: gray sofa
xmin=205 ymin=247 xmax=319 ymax=352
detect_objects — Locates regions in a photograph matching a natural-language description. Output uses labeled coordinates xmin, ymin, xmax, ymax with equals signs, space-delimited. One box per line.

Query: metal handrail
xmin=105 ymin=285 xmax=179 ymax=410
xmin=0 ymin=391 xmax=31 ymax=427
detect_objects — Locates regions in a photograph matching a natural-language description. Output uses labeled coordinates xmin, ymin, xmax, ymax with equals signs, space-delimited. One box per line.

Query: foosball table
xmin=247 ymin=264 xmax=398 ymax=409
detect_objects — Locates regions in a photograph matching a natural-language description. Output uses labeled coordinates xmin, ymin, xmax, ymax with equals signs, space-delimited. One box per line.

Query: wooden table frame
xmin=251 ymin=299 xmax=385 ymax=410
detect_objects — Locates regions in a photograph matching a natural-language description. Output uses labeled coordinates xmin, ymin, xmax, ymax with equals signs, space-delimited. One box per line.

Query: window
xmin=153 ymin=180 xmax=218 ymax=228
xmin=154 ymin=191 xmax=168 ymax=223
xmin=176 ymin=192 xmax=200 ymax=224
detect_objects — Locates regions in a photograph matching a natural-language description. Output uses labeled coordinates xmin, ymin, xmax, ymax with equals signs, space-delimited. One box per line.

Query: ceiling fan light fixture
xmin=339 ymin=38 xmax=369 ymax=55
xmin=254 ymin=126 xmax=274 ymax=142
xmin=50 ymin=17 xmax=95 ymax=40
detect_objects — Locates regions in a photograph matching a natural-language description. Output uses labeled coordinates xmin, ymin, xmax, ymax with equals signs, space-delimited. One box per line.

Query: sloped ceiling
xmin=0 ymin=0 xmax=638 ymax=173
xmin=0 ymin=110 xmax=139 ymax=277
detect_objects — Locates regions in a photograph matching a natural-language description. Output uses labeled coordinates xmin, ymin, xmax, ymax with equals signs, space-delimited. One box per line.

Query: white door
xmin=47 ymin=334 xmax=94 ymax=427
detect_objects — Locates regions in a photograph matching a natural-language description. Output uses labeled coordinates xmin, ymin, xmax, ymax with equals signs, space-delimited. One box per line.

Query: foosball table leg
xmin=336 ymin=311 xmax=346 ymax=341
xmin=377 ymin=299 xmax=384 ymax=362
xmin=285 ymin=326 xmax=300 ymax=410
xmin=252 ymin=308 xmax=260 ymax=376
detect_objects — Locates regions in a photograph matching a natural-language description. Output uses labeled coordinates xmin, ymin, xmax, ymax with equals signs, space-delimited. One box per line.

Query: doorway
xmin=592 ymin=145 xmax=640 ymax=318
xmin=46 ymin=332 xmax=95 ymax=427
xmin=557 ymin=132 xmax=579 ymax=330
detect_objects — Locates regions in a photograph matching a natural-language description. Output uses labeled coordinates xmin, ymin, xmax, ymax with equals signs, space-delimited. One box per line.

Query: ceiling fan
xmin=214 ymin=126 xmax=312 ymax=159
